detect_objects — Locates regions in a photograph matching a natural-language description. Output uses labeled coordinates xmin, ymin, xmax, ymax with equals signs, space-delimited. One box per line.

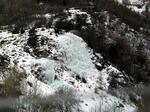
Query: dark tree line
xmin=93 ymin=0 xmax=150 ymax=30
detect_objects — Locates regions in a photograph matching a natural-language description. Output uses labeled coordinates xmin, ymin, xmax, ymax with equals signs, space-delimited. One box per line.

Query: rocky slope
xmin=0 ymin=8 xmax=138 ymax=112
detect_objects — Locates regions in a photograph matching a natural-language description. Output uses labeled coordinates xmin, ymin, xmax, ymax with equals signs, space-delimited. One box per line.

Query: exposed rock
xmin=0 ymin=55 xmax=10 ymax=68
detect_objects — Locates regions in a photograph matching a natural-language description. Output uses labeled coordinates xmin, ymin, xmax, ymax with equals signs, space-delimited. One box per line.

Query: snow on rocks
xmin=31 ymin=58 xmax=57 ymax=84
xmin=80 ymin=91 xmax=136 ymax=112
xmin=116 ymin=0 xmax=144 ymax=5
xmin=64 ymin=8 xmax=92 ymax=24
xmin=116 ymin=0 xmax=145 ymax=14
xmin=126 ymin=0 xmax=144 ymax=5
xmin=0 ymin=27 xmax=136 ymax=112
xmin=21 ymin=75 xmax=55 ymax=96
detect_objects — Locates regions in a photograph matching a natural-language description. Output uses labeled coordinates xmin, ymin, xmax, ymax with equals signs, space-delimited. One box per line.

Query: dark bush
xmin=55 ymin=19 xmax=74 ymax=34
xmin=27 ymin=27 xmax=38 ymax=48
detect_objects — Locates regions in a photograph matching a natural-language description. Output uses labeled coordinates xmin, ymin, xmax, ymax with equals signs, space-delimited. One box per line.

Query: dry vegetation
xmin=0 ymin=87 xmax=80 ymax=112
xmin=38 ymin=87 xmax=80 ymax=112
xmin=0 ymin=68 xmax=24 ymax=97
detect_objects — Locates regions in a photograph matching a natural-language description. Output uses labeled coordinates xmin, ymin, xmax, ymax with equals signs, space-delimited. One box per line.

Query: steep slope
xmin=0 ymin=26 xmax=136 ymax=111
xmin=1 ymin=5 xmax=150 ymax=111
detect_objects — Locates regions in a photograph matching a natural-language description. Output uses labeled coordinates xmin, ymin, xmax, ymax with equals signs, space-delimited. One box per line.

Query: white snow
xmin=128 ymin=5 xmax=145 ymax=13
xmin=22 ymin=75 xmax=55 ymax=96
xmin=35 ymin=13 xmax=54 ymax=19
xmin=117 ymin=0 xmax=143 ymax=5
xmin=32 ymin=58 xmax=56 ymax=83
xmin=80 ymin=92 xmax=136 ymax=112
xmin=116 ymin=0 xmax=145 ymax=14
xmin=127 ymin=0 xmax=143 ymax=5
xmin=58 ymin=33 xmax=99 ymax=77
xmin=64 ymin=8 xmax=92 ymax=24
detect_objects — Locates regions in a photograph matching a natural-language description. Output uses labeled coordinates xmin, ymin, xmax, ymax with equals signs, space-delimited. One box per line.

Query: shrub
xmin=0 ymin=68 xmax=25 ymax=97
xmin=126 ymin=84 xmax=150 ymax=112
xmin=108 ymin=84 xmax=150 ymax=112
xmin=27 ymin=27 xmax=38 ymax=48
xmin=39 ymin=87 xmax=80 ymax=112
xmin=0 ymin=87 xmax=80 ymax=112
xmin=54 ymin=18 xmax=74 ymax=34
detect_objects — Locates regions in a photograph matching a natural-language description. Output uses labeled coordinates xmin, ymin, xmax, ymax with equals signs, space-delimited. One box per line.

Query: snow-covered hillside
xmin=1 ymin=6 xmax=145 ymax=111
xmin=0 ymin=26 xmax=136 ymax=111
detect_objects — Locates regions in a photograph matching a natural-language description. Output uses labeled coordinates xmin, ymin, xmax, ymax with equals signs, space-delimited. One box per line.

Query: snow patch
xmin=64 ymin=8 xmax=92 ymax=24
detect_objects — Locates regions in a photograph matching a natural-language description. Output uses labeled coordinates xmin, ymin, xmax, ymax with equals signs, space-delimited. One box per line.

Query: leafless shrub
xmin=0 ymin=68 xmax=25 ymax=97
xmin=38 ymin=87 xmax=80 ymax=112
